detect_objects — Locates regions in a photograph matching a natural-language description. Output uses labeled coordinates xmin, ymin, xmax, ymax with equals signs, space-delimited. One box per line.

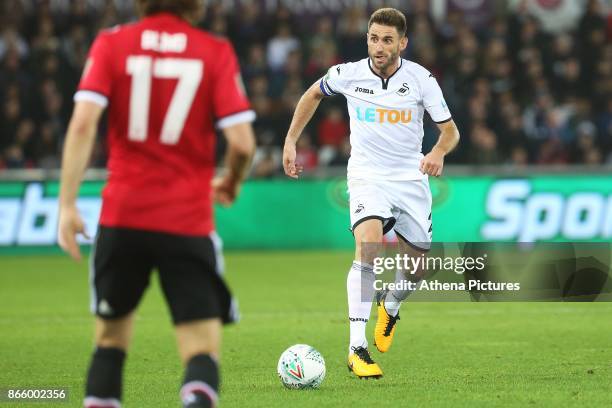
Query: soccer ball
xmin=277 ymin=344 xmax=326 ymax=389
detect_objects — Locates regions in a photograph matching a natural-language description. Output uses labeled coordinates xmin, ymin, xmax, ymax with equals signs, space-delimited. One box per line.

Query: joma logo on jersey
xmin=354 ymin=87 xmax=374 ymax=94
xmin=355 ymin=107 xmax=412 ymax=124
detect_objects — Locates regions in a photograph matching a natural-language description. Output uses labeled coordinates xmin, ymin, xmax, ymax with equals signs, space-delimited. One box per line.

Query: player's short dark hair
xmin=136 ymin=0 xmax=203 ymax=23
xmin=368 ymin=8 xmax=407 ymax=37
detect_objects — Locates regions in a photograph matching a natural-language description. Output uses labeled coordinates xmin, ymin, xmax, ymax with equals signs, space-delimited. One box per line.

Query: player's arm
xmin=58 ymin=101 xmax=104 ymax=261
xmin=282 ymin=81 xmax=325 ymax=179
xmin=214 ymin=122 xmax=256 ymax=206
xmin=420 ymin=119 xmax=460 ymax=177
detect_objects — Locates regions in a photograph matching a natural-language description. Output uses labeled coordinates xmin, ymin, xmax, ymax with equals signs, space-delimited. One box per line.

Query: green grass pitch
xmin=1 ymin=252 xmax=612 ymax=407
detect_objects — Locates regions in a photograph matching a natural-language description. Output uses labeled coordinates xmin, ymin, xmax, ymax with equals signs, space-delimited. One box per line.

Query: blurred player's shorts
xmin=90 ymin=226 xmax=238 ymax=324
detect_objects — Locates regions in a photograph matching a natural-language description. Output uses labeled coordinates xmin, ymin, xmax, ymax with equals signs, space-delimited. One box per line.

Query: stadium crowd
xmin=0 ymin=0 xmax=611 ymax=176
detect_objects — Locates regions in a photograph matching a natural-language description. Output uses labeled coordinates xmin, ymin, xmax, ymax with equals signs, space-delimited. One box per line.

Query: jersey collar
xmin=368 ymin=58 xmax=402 ymax=90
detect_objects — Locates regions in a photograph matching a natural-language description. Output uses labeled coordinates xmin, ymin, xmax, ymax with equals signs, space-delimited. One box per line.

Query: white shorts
xmin=348 ymin=177 xmax=432 ymax=251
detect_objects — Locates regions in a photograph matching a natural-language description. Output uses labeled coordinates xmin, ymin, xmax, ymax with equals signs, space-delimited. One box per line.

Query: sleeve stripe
xmin=327 ymin=82 xmax=339 ymax=95
xmin=319 ymin=78 xmax=339 ymax=97
xmin=74 ymin=90 xmax=108 ymax=108
xmin=434 ymin=117 xmax=452 ymax=124
xmin=319 ymin=79 xmax=332 ymax=96
xmin=216 ymin=110 xmax=256 ymax=129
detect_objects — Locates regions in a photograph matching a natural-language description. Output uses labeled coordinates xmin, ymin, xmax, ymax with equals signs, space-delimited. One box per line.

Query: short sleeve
xmin=319 ymin=64 xmax=348 ymax=97
xmin=74 ymin=33 xmax=114 ymax=107
xmin=212 ymin=42 xmax=255 ymax=129
xmin=422 ymin=73 xmax=452 ymax=123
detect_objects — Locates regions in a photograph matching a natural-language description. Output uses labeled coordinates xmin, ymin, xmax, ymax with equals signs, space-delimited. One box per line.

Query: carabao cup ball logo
xmin=277 ymin=345 xmax=326 ymax=389
xmin=284 ymin=358 xmax=304 ymax=381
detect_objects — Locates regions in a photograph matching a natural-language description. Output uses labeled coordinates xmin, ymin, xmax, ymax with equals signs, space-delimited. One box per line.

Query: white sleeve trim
xmin=74 ymin=90 xmax=108 ymax=108
xmin=216 ymin=110 xmax=256 ymax=129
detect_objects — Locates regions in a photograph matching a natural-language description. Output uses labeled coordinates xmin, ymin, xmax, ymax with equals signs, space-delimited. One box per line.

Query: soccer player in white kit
xmin=283 ymin=8 xmax=460 ymax=378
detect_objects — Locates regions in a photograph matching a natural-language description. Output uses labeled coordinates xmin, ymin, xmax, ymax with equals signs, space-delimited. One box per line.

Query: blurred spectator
xmin=304 ymin=42 xmax=340 ymax=86
xmin=329 ymin=138 xmax=352 ymax=166
xmin=209 ymin=16 xmax=228 ymax=37
xmin=308 ymin=16 xmax=336 ymax=57
xmin=537 ymin=138 xmax=569 ymax=165
xmin=295 ymin=134 xmax=318 ymax=171
xmin=4 ymin=144 xmax=26 ymax=169
xmin=252 ymin=147 xmax=281 ymax=178
xmin=467 ymin=124 xmax=500 ymax=165
xmin=571 ymin=121 xmax=601 ymax=163
xmin=0 ymin=1 xmax=610 ymax=173
xmin=1 ymin=95 xmax=22 ymax=149
xmin=243 ymin=44 xmax=268 ymax=82
xmin=0 ymin=28 xmax=29 ymax=59
xmin=317 ymin=107 xmax=348 ymax=148
xmin=230 ymin=1 xmax=266 ymax=57
xmin=269 ymin=49 xmax=303 ymax=97
xmin=508 ymin=145 xmax=529 ymax=167
xmin=35 ymin=121 xmax=61 ymax=169
xmin=252 ymin=132 xmax=282 ymax=178
xmin=61 ymin=24 xmax=89 ymax=71
xmin=337 ymin=7 xmax=368 ymax=61
xmin=597 ymin=99 xmax=612 ymax=153
xmin=510 ymin=0 xmax=583 ymax=34
xmin=266 ymin=24 xmax=299 ymax=72
xmin=1 ymin=48 xmax=30 ymax=93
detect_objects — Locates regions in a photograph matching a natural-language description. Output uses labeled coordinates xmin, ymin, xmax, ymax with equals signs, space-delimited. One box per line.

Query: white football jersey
xmin=320 ymin=57 xmax=452 ymax=181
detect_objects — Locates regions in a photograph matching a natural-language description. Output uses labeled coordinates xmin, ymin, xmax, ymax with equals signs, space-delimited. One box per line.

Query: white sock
xmin=347 ymin=261 xmax=375 ymax=353
xmin=385 ymin=269 xmax=417 ymax=317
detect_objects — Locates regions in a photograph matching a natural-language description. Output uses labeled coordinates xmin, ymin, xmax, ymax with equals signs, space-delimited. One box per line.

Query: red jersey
xmin=76 ymin=13 xmax=254 ymax=236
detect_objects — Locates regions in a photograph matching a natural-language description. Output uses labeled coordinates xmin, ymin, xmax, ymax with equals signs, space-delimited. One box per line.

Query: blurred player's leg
xmin=176 ymin=319 xmax=221 ymax=363
xmin=176 ymin=319 xmax=221 ymax=408
xmin=176 ymin=320 xmax=222 ymax=408
xmin=85 ymin=227 xmax=153 ymax=408
xmin=156 ymin=232 xmax=234 ymax=407
xmin=84 ymin=314 xmax=134 ymax=408
xmin=347 ymin=219 xmax=383 ymax=378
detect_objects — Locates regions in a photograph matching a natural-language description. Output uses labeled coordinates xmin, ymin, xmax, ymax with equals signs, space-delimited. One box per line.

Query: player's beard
xmin=371 ymin=47 xmax=400 ymax=75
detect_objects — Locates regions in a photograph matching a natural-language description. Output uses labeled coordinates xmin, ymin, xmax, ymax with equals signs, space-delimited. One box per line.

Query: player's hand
xmin=58 ymin=205 xmax=89 ymax=261
xmin=213 ymin=175 xmax=240 ymax=206
xmin=420 ymin=147 xmax=445 ymax=177
xmin=282 ymin=141 xmax=303 ymax=179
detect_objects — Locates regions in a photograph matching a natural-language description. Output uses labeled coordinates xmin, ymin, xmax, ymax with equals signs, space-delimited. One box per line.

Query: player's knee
xmin=95 ymin=316 xmax=132 ymax=350
xmin=354 ymin=241 xmax=382 ymax=265
xmin=175 ymin=319 xmax=221 ymax=365
xmin=180 ymin=346 xmax=220 ymax=366
xmin=353 ymin=224 xmax=383 ymax=263
xmin=356 ymin=231 xmax=382 ymax=245
xmin=354 ymin=222 xmax=383 ymax=245
xmin=178 ymin=341 xmax=220 ymax=366
xmin=96 ymin=330 xmax=130 ymax=350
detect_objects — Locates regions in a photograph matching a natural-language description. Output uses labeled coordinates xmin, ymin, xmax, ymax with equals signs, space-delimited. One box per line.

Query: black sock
xmin=180 ymin=354 xmax=219 ymax=408
xmin=84 ymin=347 xmax=126 ymax=407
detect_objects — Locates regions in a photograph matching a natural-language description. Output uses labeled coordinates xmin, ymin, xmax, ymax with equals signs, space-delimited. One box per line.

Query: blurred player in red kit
xmin=57 ymin=1 xmax=256 ymax=407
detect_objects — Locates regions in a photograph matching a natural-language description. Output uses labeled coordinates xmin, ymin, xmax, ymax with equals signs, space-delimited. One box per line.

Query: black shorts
xmin=90 ymin=226 xmax=237 ymax=325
